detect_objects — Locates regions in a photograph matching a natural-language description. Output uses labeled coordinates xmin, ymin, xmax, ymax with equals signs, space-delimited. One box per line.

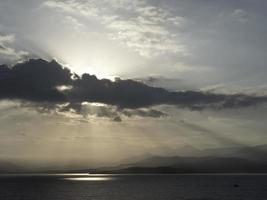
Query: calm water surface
xmin=0 ymin=174 xmax=266 ymax=200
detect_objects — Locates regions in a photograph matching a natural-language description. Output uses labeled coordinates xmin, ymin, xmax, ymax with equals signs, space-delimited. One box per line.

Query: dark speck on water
xmin=234 ymin=184 xmax=240 ymax=187
xmin=0 ymin=174 xmax=266 ymax=200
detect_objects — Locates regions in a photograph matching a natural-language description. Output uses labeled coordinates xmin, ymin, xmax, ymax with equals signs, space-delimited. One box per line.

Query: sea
xmin=0 ymin=174 xmax=266 ymax=200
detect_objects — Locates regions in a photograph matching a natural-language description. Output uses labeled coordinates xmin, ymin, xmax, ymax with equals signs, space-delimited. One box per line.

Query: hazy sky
xmin=0 ymin=0 xmax=267 ymax=168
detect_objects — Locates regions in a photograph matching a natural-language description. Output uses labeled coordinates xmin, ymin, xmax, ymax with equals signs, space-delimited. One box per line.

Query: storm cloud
xmin=0 ymin=59 xmax=267 ymax=111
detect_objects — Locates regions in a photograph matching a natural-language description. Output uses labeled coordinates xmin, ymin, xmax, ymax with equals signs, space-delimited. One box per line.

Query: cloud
xmin=201 ymin=84 xmax=267 ymax=96
xmin=0 ymin=35 xmax=14 ymax=44
xmin=136 ymin=76 xmax=196 ymax=91
xmin=0 ymin=34 xmax=28 ymax=64
xmin=43 ymin=0 xmax=187 ymax=58
xmin=1 ymin=59 xmax=267 ymax=114
xmin=58 ymin=102 xmax=167 ymax=121
xmin=0 ymin=59 xmax=71 ymax=102
xmin=122 ymin=109 xmax=167 ymax=118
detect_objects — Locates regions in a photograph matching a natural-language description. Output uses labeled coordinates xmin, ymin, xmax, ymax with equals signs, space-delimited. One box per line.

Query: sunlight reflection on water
xmin=0 ymin=173 xmax=116 ymax=182
xmin=61 ymin=174 xmax=115 ymax=181
xmin=63 ymin=176 xmax=114 ymax=181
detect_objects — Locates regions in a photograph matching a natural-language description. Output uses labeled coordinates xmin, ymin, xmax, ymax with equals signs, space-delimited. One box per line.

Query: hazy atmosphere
xmin=0 ymin=0 xmax=267 ymax=171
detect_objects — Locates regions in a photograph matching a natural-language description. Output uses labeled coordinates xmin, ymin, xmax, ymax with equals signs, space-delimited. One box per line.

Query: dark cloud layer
xmin=1 ymin=59 xmax=267 ymax=110
xmin=0 ymin=59 xmax=70 ymax=102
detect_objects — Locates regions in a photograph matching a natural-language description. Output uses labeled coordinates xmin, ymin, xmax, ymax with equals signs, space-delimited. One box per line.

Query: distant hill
xmin=95 ymin=144 xmax=267 ymax=174
xmin=97 ymin=156 xmax=267 ymax=174
xmin=201 ymin=144 xmax=267 ymax=161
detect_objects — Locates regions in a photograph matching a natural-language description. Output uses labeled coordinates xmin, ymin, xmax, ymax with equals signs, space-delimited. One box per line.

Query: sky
xmin=0 ymin=0 xmax=267 ymax=169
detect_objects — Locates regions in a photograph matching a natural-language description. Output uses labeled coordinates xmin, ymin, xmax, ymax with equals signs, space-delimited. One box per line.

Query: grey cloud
xmin=142 ymin=0 xmax=267 ymax=87
xmin=201 ymin=84 xmax=267 ymax=96
xmin=122 ymin=109 xmax=167 ymax=118
xmin=59 ymin=102 xmax=167 ymax=121
xmin=113 ymin=116 xmax=122 ymax=122
xmin=136 ymin=76 xmax=196 ymax=91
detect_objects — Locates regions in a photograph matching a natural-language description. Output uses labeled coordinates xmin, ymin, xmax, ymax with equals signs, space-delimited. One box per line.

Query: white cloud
xmin=43 ymin=0 xmax=187 ymax=58
xmin=63 ymin=16 xmax=86 ymax=31
xmin=0 ymin=35 xmax=15 ymax=44
xmin=231 ymin=9 xmax=249 ymax=22
xmin=217 ymin=8 xmax=250 ymax=23
xmin=0 ymin=34 xmax=28 ymax=64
